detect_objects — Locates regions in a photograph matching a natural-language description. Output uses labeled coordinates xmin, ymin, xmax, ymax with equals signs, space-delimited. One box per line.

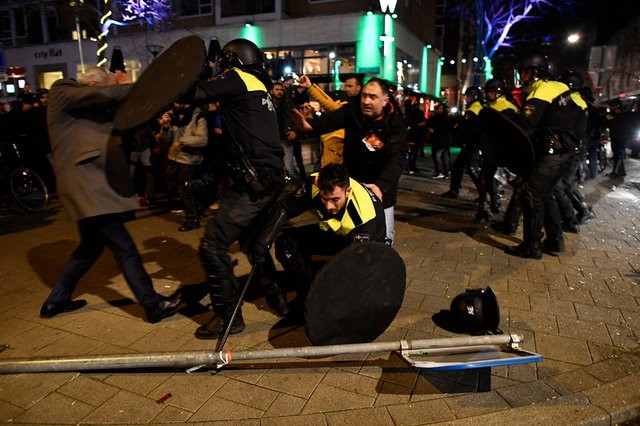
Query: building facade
xmin=1 ymin=0 xmax=441 ymax=98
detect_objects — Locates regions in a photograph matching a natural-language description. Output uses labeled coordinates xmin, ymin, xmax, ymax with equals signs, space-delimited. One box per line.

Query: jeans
xmin=384 ymin=206 xmax=395 ymax=244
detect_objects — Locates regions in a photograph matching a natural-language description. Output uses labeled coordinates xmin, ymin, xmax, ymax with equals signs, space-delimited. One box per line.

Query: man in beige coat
xmin=41 ymin=66 xmax=181 ymax=323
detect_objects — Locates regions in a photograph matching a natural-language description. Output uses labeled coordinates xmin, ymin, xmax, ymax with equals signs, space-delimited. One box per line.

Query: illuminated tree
xmin=118 ymin=0 xmax=173 ymax=31
xmin=450 ymin=0 xmax=576 ymax=82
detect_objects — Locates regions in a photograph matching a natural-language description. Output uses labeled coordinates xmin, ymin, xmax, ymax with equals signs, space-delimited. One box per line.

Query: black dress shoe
xmin=145 ymin=295 xmax=182 ymax=323
xmin=505 ymin=242 xmax=542 ymax=259
xmin=442 ymin=190 xmax=458 ymax=199
xmin=40 ymin=299 xmax=88 ymax=318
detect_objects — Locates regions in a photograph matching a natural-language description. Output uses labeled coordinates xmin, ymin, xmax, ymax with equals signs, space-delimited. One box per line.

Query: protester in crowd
xmin=41 ymin=66 xmax=181 ymax=322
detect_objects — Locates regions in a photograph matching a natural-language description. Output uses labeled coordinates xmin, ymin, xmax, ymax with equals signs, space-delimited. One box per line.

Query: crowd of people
xmin=3 ymin=37 xmax=639 ymax=341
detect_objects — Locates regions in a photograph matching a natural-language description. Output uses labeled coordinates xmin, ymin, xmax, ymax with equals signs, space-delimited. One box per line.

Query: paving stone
xmin=496 ymin=379 xmax=560 ymax=407
xmin=583 ymin=373 xmax=640 ymax=424
xmin=260 ymin=413 xmax=326 ymax=426
xmin=147 ymin=372 xmax=227 ymax=412
xmin=534 ymin=333 xmax=592 ymax=365
xmin=325 ymin=406 xmax=395 ymax=425
xmin=57 ymin=375 xmax=119 ymax=407
xmin=0 ymin=400 xmax=25 ymax=423
xmin=387 ymin=398 xmax=456 ymax=425
xmin=0 ymin=372 xmax=76 ymax=409
xmin=215 ymin=378 xmax=279 ymax=411
xmin=302 ymin=383 xmax=375 ymax=414
xmin=104 ymin=372 xmax=172 ymax=397
xmin=183 ymin=395 xmax=264 ymax=422
xmin=80 ymin=390 xmax=164 ymax=423
xmin=444 ymin=390 xmax=510 ymax=419
xmin=256 ymin=366 xmax=328 ymax=399
xmin=149 ymin=404 xmax=193 ymax=423
xmin=12 ymin=391 xmax=93 ymax=424
xmin=507 ymin=308 xmax=558 ymax=334
xmin=373 ymin=380 xmax=412 ymax=406
xmin=557 ymin=316 xmax=612 ymax=345
xmin=530 ymin=295 xmax=577 ymax=317
xmin=546 ymin=368 xmax=603 ymax=393
xmin=263 ymin=393 xmax=306 ymax=417
xmin=444 ymin=393 xmax=608 ymax=425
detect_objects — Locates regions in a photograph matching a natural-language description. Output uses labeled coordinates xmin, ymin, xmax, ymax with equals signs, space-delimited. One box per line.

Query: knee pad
xmin=199 ymin=238 xmax=231 ymax=277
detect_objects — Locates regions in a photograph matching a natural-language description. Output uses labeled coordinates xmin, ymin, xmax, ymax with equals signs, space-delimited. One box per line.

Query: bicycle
xmin=0 ymin=142 xmax=50 ymax=212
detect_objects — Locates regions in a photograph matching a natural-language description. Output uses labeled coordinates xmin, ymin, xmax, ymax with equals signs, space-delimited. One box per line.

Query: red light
xmin=619 ymin=93 xmax=627 ymax=98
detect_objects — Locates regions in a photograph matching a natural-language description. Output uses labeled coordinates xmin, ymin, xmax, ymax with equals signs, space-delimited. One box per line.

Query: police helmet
xmin=219 ymin=38 xmax=265 ymax=71
xmin=484 ymin=78 xmax=506 ymax=96
xmin=449 ymin=286 xmax=500 ymax=334
xmin=464 ymin=86 xmax=483 ymax=102
xmin=560 ymin=70 xmax=584 ymax=90
xmin=517 ymin=53 xmax=550 ymax=82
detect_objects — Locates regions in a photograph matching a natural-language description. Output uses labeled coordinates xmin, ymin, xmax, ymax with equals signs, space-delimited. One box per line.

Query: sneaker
xmin=433 ymin=173 xmax=446 ymax=179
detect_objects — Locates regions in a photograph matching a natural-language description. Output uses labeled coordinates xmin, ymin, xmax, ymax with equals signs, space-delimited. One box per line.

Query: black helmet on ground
xmin=484 ymin=78 xmax=506 ymax=96
xmin=449 ymin=286 xmax=500 ymax=334
xmin=219 ymin=38 xmax=265 ymax=71
xmin=559 ymin=70 xmax=584 ymax=90
xmin=464 ymin=86 xmax=483 ymax=103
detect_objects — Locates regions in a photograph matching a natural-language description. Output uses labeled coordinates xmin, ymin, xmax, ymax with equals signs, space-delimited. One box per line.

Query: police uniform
xmin=447 ymin=100 xmax=483 ymax=197
xmin=478 ymin=96 xmax=520 ymax=224
xmin=194 ymin=65 xmax=284 ymax=339
xmin=508 ymin=79 xmax=582 ymax=258
xmin=551 ymin=91 xmax=595 ymax=232
xmin=275 ymin=174 xmax=386 ymax=300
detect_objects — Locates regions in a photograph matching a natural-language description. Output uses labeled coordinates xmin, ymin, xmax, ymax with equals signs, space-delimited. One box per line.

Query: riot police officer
xmin=188 ymin=39 xmax=286 ymax=339
xmin=506 ymin=53 xmax=583 ymax=259
xmin=477 ymin=78 xmax=519 ymax=223
xmin=552 ymin=71 xmax=595 ymax=232
xmin=443 ymin=86 xmax=483 ymax=200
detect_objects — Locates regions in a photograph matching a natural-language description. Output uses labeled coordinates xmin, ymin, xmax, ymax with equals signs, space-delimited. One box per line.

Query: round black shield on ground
xmin=479 ymin=108 xmax=535 ymax=176
xmin=113 ymin=36 xmax=206 ymax=131
xmin=305 ymin=242 xmax=406 ymax=345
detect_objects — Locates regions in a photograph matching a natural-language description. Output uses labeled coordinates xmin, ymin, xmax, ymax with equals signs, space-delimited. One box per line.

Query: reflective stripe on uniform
xmin=234 ymin=68 xmax=267 ymax=93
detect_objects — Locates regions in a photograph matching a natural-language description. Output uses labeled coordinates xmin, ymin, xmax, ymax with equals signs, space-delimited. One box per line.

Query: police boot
xmin=260 ymin=276 xmax=289 ymax=317
xmin=543 ymin=238 xmax=565 ymax=254
xmin=505 ymin=241 xmax=542 ymax=259
xmin=576 ymin=203 xmax=596 ymax=224
xmin=195 ymin=310 xmax=245 ymax=340
xmin=474 ymin=209 xmax=492 ymax=224
xmin=195 ymin=275 xmax=245 ymax=340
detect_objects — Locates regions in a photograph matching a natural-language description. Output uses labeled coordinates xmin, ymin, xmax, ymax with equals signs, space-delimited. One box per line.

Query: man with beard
xmin=291 ymin=77 xmax=405 ymax=244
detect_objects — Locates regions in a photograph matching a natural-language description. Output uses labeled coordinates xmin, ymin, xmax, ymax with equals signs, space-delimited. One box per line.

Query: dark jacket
xmin=307 ymin=102 xmax=406 ymax=208
xmin=196 ymin=68 xmax=283 ymax=171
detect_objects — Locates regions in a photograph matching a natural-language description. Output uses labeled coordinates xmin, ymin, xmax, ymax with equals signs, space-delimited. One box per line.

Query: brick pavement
xmin=0 ymin=156 xmax=638 ymax=425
